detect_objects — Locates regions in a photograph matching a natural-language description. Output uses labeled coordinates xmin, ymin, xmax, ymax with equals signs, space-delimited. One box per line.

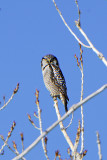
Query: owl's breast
xmin=42 ymin=66 xmax=60 ymax=96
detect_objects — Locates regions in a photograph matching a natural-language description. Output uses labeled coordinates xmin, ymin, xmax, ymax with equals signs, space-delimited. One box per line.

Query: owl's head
xmin=41 ymin=54 xmax=59 ymax=71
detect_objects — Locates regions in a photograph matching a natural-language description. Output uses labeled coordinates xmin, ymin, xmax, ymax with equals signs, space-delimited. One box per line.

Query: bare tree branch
xmin=12 ymin=84 xmax=107 ymax=160
xmin=0 ymin=121 xmax=16 ymax=154
xmin=65 ymin=112 xmax=74 ymax=129
xmin=52 ymin=0 xmax=90 ymax=48
xmin=75 ymin=22 xmax=107 ymax=66
xmin=75 ymin=44 xmax=84 ymax=153
xmin=54 ymin=100 xmax=75 ymax=154
xmin=96 ymin=132 xmax=102 ymax=160
xmin=35 ymin=89 xmax=49 ymax=160
xmin=79 ymin=45 xmax=84 ymax=153
xmin=52 ymin=0 xmax=107 ymax=67
xmin=74 ymin=120 xmax=81 ymax=153
xmin=0 ymin=83 xmax=19 ymax=111
xmin=12 ymin=141 xmax=26 ymax=160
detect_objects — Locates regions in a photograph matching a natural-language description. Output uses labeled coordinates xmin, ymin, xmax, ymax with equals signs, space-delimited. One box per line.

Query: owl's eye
xmin=53 ymin=60 xmax=58 ymax=65
xmin=51 ymin=57 xmax=59 ymax=66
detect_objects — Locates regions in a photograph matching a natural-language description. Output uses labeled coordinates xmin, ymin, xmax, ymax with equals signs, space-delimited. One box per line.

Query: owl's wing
xmin=51 ymin=64 xmax=67 ymax=95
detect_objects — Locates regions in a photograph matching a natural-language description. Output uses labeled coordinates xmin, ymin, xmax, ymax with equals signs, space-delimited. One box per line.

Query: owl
xmin=41 ymin=54 xmax=69 ymax=112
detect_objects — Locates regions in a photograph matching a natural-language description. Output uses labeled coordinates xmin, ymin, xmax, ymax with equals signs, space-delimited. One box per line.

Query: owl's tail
xmin=60 ymin=93 xmax=69 ymax=112
xmin=65 ymin=101 xmax=68 ymax=112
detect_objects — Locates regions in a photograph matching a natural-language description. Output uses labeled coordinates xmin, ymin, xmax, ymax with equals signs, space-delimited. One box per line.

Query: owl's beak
xmin=47 ymin=58 xmax=51 ymax=63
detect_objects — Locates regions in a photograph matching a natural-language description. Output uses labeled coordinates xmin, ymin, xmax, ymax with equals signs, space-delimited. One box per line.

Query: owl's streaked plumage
xmin=41 ymin=54 xmax=69 ymax=112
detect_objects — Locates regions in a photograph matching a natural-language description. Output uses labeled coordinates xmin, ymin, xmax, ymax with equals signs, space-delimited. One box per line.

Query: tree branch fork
xmin=12 ymin=84 xmax=107 ymax=160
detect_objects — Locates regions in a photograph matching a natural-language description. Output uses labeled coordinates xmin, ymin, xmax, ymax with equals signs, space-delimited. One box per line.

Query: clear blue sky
xmin=0 ymin=0 xmax=107 ymax=159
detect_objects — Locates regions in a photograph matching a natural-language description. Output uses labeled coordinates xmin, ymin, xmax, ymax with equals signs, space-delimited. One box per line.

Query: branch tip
xmin=13 ymin=83 xmax=19 ymax=94
xmin=20 ymin=133 xmax=24 ymax=142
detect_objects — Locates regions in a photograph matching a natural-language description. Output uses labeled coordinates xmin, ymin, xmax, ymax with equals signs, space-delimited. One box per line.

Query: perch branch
xmin=54 ymin=100 xmax=74 ymax=152
xmin=12 ymin=84 xmax=107 ymax=160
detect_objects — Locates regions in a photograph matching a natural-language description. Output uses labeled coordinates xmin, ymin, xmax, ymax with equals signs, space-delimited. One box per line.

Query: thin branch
xmin=74 ymin=120 xmax=81 ymax=152
xmin=13 ymin=141 xmax=26 ymax=160
xmin=75 ymin=22 xmax=107 ymax=66
xmin=54 ymin=100 xmax=74 ymax=152
xmin=67 ymin=148 xmax=73 ymax=160
xmin=35 ymin=89 xmax=49 ymax=160
xmin=27 ymin=114 xmax=40 ymax=130
xmin=54 ymin=100 xmax=81 ymax=160
xmin=54 ymin=150 xmax=62 ymax=160
xmin=75 ymin=0 xmax=81 ymax=27
xmin=0 ymin=83 xmax=19 ymax=111
xmin=79 ymin=44 xmax=84 ymax=153
xmin=0 ymin=121 xmax=16 ymax=154
xmin=12 ymin=84 xmax=107 ymax=160
xmin=20 ymin=133 xmax=24 ymax=152
xmin=52 ymin=0 xmax=107 ymax=67
xmin=75 ymin=44 xmax=84 ymax=154
xmin=0 ymin=136 xmax=10 ymax=154
xmin=52 ymin=0 xmax=90 ymax=48
xmin=0 ymin=135 xmax=15 ymax=153
xmin=96 ymin=132 xmax=102 ymax=160
xmin=65 ymin=112 xmax=74 ymax=129
xmin=0 ymin=135 xmax=25 ymax=160
xmin=80 ymin=72 xmax=84 ymax=154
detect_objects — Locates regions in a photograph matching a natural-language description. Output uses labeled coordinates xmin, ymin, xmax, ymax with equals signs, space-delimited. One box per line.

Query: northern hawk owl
xmin=41 ymin=54 xmax=69 ymax=112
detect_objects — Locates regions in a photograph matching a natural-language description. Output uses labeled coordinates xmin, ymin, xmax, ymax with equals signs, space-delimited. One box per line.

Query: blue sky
xmin=0 ymin=0 xmax=107 ymax=159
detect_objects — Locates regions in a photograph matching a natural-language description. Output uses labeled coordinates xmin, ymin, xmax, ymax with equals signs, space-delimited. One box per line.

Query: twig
xmin=20 ymin=133 xmax=24 ymax=152
xmin=75 ymin=22 xmax=107 ymax=66
xmin=52 ymin=0 xmax=107 ymax=67
xmin=0 ymin=135 xmax=25 ymax=160
xmin=12 ymin=84 xmax=107 ymax=160
xmin=0 ymin=83 xmax=19 ymax=111
xmin=67 ymin=148 xmax=73 ymax=160
xmin=54 ymin=100 xmax=74 ymax=151
xmin=96 ymin=132 xmax=102 ymax=160
xmin=52 ymin=0 xmax=90 ymax=48
xmin=79 ymin=44 xmax=84 ymax=153
xmin=54 ymin=100 xmax=82 ymax=159
xmin=65 ymin=112 xmax=74 ymax=129
xmin=75 ymin=45 xmax=84 ymax=154
xmin=75 ymin=0 xmax=81 ymax=27
xmin=27 ymin=114 xmax=40 ymax=130
xmin=74 ymin=120 xmax=81 ymax=153
xmin=13 ymin=141 xmax=26 ymax=160
xmin=0 ymin=121 xmax=16 ymax=154
xmin=54 ymin=150 xmax=62 ymax=160
xmin=0 ymin=136 xmax=10 ymax=154
xmin=75 ymin=0 xmax=107 ymax=66
xmin=80 ymin=69 xmax=84 ymax=154
xmin=35 ymin=89 xmax=49 ymax=160
xmin=0 ymin=135 xmax=15 ymax=153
